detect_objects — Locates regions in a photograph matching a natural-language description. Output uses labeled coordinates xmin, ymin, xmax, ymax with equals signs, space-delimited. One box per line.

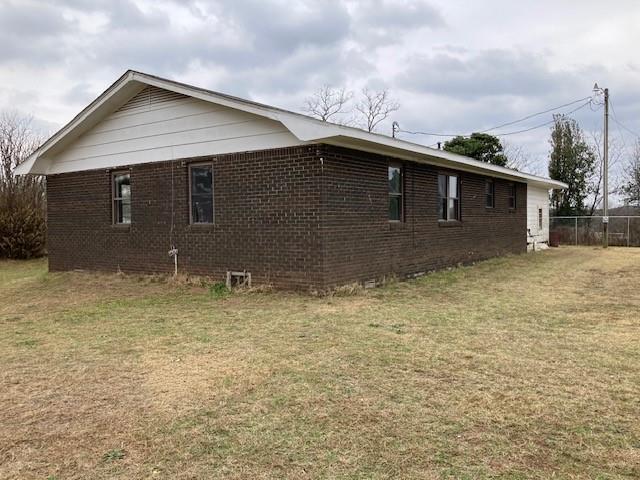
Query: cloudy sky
xmin=1 ymin=0 xmax=639 ymax=184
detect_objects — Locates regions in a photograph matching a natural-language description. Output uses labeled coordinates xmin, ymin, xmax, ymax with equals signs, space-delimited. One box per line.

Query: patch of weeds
xmin=390 ymin=323 xmax=406 ymax=334
xmin=368 ymin=323 xmax=382 ymax=328
xmin=332 ymin=282 xmax=363 ymax=297
xmin=209 ymin=281 xmax=230 ymax=299
xmin=102 ymin=448 xmax=125 ymax=462
xmin=16 ymin=338 xmax=38 ymax=347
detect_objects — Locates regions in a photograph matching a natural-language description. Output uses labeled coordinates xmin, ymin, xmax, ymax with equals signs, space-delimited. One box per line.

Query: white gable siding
xmin=47 ymin=86 xmax=306 ymax=174
xmin=527 ymin=186 xmax=550 ymax=245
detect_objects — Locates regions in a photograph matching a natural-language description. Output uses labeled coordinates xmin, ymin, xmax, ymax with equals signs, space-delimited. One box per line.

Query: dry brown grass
xmin=1 ymin=247 xmax=639 ymax=479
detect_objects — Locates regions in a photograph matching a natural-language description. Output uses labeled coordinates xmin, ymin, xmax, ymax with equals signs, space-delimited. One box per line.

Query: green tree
xmin=443 ymin=132 xmax=508 ymax=166
xmin=621 ymin=140 xmax=640 ymax=206
xmin=548 ymin=115 xmax=596 ymax=216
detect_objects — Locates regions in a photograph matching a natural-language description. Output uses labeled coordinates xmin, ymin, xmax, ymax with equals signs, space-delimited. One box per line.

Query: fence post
xmin=628 ymin=217 xmax=631 ymax=248
xmin=575 ymin=217 xmax=578 ymax=246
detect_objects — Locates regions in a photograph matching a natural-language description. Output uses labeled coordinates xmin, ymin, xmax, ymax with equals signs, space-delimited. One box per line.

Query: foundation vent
xmin=226 ymin=271 xmax=252 ymax=289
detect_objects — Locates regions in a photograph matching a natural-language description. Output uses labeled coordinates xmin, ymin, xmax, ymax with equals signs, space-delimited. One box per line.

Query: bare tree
xmin=302 ymin=85 xmax=353 ymax=122
xmin=587 ymin=131 xmax=622 ymax=216
xmin=354 ymin=88 xmax=400 ymax=133
xmin=0 ymin=111 xmax=46 ymax=258
xmin=0 ymin=112 xmax=41 ymax=185
xmin=502 ymin=141 xmax=540 ymax=174
xmin=620 ymin=139 xmax=640 ymax=206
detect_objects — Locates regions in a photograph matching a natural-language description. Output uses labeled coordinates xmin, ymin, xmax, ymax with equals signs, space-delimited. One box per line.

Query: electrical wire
xmin=480 ymin=96 xmax=592 ymax=133
xmin=609 ymin=99 xmax=640 ymax=139
xmin=398 ymin=96 xmax=594 ymax=139
xmin=493 ymin=99 xmax=593 ymax=137
xmin=608 ymin=99 xmax=630 ymax=155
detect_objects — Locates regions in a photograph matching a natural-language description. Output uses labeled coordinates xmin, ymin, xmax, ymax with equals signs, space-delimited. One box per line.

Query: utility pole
xmin=603 ymin=87 xmax=609 ymax=248
xmin=594 ymin=83 xmax=609 ymax=248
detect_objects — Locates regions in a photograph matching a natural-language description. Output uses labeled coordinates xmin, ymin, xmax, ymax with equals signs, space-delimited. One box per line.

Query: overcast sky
xmin=1 ymin=0 xmax=639 ymax=184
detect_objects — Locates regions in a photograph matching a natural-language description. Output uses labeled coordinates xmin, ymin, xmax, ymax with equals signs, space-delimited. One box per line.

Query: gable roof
xmin=16 ymin=69 xmax=567 ymax=190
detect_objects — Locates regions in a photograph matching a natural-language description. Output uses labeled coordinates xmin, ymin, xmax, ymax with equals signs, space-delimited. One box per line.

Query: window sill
xmin=438 ymin=220 xmax=463 ymax=227
xmin=388 ymin=220 xmax=406 ymax=228
xmin=188 ymin=223 xmax=216 ymax=230
xmin=111 ymin=224 xmax=131 ymax=231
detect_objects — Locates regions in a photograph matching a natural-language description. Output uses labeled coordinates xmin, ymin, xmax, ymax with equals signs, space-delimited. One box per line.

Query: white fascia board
xmin=13 ymin=153 xmax=38 ymax=175
xmin=273 ymin=111 xmax=568 ymax=190
xmin=18 ymin=71 xmax=145 ymax=174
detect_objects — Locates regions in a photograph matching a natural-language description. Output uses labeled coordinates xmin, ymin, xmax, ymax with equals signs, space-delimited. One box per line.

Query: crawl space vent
xmin=226 ymin=271 xmax=252 ymax=289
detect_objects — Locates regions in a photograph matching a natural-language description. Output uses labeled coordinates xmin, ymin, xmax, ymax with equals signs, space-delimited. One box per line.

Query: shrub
xmin=209 ymin=281 xmax=230 ymax=299
xmin=0 ymin=184 xmax=46 ymax=259
xmin=0 ymin=112 xmax=46 ymax=259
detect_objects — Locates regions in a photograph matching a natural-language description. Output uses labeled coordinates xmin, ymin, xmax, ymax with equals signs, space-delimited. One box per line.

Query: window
xmin=112 ymin=172 xmax=131 ymax=224
xmin=388 ymin=164 xmax=403 ymax=221
xmin=485 ymin=180 xmax=495 ymax=208
xmin=508 ymin=184 xmax=517 ymax=209
xmin=438 ymin=174 xmax=460 ymax=221
xmin=538 ymin=208 xmax=543 ymax=230
xmin=189 ymin=163 xmax=214 ymax=224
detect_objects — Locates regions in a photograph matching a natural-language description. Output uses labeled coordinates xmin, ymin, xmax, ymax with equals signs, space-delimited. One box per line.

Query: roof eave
xmin=17 ymin=69 xmax=569 ymax=191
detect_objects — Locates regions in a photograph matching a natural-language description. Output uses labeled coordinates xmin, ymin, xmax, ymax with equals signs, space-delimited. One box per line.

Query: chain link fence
xmin=550 ymin=216 xmax=640 ymax=247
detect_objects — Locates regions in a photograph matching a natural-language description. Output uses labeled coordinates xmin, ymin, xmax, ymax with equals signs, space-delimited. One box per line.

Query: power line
xmin=399 ymin=98 xmax=594 ymax=139
xmin=480 ymin=96 xmax=592 ymax=133
xmin=609 ymin=98 xmax=640 ymax=139
xmin=608 ymin=98 xmax=631 ymax=156
xmin=493 ymin=100 xmax=593 ymax=137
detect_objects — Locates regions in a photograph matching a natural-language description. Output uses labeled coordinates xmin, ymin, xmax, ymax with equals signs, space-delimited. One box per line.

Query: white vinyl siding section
xmin=47 ymin=86 xmax=306 ymax=174
xmin=527 ymin=186 xmax=550 ymax=245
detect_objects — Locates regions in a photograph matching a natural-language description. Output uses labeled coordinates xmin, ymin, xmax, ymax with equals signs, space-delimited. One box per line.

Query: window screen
xmin=388 ymin=165 xmax=403 ymax=221
xmin=485 ymin=180 xmax=495 ymax=208
xmin=190 ymin=164 xmax=214 ymax=224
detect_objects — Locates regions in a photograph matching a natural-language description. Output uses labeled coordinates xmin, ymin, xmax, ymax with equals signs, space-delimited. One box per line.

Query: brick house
xmin=17 ymin=71 xmax=566 ymax=289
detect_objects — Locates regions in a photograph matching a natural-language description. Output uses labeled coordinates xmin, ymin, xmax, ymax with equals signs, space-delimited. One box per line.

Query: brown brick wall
xmin=46 ymin=143 xmax=527 ymax=289
xmin=46 ymin=145 xmax=323 ymax=288
xmin=318 ymin=145 xmax=527 ymax=287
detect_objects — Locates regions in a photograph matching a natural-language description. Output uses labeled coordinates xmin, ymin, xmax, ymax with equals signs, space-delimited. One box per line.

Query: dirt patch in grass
xmin=1 ymin=248 xmax=639 ymax=479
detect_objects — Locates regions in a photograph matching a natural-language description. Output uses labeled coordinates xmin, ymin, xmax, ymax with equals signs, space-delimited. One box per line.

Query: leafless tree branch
xmin=354 ymin=88 xmax=400 ymax=133
xmin=302 ymin=85 xmax=353 ymax=122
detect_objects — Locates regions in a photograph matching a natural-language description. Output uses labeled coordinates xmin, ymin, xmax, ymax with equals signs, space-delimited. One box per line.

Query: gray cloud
xmin=397 ymin=49 xmax=585 ymax=99
xmin=2 ymin=0 xmax=640 ymax=196
xmin=62 ymin=83 xmax=96 ymax=105
xmin=0 ymin=1 xmax=70 ymax=35
xmin=218 ymin=0 xmax=351 ymax=54
xmin=0 ymin=1 xmax=74 ymax=63
xmin=350 ymin=0 xmax=444 ymax=48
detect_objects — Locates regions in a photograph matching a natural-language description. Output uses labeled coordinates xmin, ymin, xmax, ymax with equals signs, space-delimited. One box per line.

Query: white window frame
xmin=112 ymin=171 xmax=131 ymax=225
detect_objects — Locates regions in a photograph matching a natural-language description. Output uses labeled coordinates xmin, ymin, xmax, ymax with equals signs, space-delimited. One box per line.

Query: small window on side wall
xmin=508 ymin=184 xmax=517 ymax=209
xmin=438 ymin=174 xmax=460 ymax=221
xmin=190 ymin=163 xmax=214 ymax=224
xmin=388 ymin=164 xmax=403 ymax=221
xmin=112 ymin=172 xmax=131 ymax=224
xmin=538 ymin=208 xmax=543 ymax=230
xmin=485 ymin=179 xmax=495 ymax=208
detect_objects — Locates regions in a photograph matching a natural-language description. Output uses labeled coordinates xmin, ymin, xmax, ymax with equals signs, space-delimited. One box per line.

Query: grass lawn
xmin=1 ymin=247 xmax=639 ymax=479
